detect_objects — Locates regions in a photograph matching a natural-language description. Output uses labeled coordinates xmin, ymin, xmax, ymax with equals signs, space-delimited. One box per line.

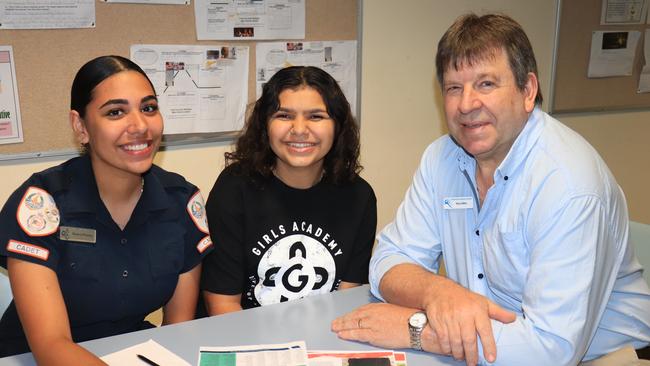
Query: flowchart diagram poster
xmin=131 ymin=44 xmax=249 ymax=134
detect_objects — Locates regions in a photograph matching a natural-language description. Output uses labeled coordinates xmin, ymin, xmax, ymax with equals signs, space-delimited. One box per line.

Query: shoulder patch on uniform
xmin=7 ymin=239 xmax=50 ymax=261
xmin=187 ymin=190 xmax=209 ymax=234
xmin=16 ymin=186 xmax=60 ymax=237
xmin=196 ymin=235 xmax=213 ymax=253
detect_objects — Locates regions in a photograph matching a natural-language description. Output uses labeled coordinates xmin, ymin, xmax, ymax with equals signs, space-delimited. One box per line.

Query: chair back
xmin=0 ymin=267 xmax=11 ymax=313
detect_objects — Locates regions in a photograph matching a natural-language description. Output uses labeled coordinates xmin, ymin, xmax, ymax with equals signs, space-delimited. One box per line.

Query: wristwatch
xmin=408 ymin=311 xmax=428 ymax=351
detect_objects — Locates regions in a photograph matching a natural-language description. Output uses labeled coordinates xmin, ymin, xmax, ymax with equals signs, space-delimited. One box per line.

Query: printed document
xmin=256 ymin=41 xmax=357 ymax=114
xmin=199 ymin=341 xmax=307 ymax=366
xmin=0 ymin=0 xmax=95 ymax=29
xmin=601 ymin=0 xmax=648 ymax=24
xmin=194 ymin=0 xmax=304 ymax=40
xmin=131 ymin=44 xmax=249 ymax=134
xmin=0 ymin=46 xmax=23 ymax=145
xmin=100 ymin=339 xmax=190 ymax=366
xmin=587 ymin=30 xmax=641 ymax=77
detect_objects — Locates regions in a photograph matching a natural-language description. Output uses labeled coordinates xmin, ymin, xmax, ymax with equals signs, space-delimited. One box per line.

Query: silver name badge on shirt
xmin=443 ymin=197 xmax=474 ymax=210
xmin=59 ymin=226 xmax=96 ymax=244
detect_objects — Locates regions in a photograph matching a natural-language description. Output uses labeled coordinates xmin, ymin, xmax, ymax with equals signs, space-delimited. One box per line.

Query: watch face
xmin=409 ymin=312 xmax=427 ymax=328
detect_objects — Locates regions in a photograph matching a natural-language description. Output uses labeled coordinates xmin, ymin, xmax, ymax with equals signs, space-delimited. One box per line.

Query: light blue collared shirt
xmin=370 ymin=108 xmax=650 ymax=365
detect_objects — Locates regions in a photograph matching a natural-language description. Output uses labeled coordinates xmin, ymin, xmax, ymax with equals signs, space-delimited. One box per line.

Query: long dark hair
xmin=227 ymin=66 xmax=362 ymax=184
xmin=71 ymin=55 xmax=155 ymax=118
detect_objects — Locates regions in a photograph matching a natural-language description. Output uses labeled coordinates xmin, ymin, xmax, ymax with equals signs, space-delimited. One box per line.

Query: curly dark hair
xmin=226 ymin=66 xmax=362 ymax=185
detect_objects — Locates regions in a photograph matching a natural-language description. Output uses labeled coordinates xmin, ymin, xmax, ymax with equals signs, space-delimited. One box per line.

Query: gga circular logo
xmin=254 ymin=234 xmax=335 ymax=305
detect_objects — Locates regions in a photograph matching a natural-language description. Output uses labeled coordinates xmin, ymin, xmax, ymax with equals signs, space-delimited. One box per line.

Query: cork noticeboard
xmin=0 ymin=0 xmax=358 ymax=160
xmin=550 ymin=0 xmax=650 ymax=114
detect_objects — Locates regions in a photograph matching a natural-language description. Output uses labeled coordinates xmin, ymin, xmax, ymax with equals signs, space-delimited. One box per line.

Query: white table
xmin=0 ymin=285 xmax=463 ymax=365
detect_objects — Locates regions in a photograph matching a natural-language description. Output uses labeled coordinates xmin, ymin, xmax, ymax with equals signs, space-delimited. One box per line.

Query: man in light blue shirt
xmin=332 ymin=13 xmax=650 ymax=366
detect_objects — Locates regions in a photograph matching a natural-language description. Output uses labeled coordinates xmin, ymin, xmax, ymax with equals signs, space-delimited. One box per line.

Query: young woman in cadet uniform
xmin=0 ymin=55 xmax=213 ymax=363
xmin=200 ymin=66 xmax=377 ymax=314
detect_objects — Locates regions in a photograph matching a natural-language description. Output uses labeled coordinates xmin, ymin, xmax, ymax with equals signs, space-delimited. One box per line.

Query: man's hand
xmin=422 ymin=279 xmax=516 ymax=365
xmin=331 ymin=303 xmax=414 ymax=349
xmin=332 ymin=303 xmax=448 ymax=354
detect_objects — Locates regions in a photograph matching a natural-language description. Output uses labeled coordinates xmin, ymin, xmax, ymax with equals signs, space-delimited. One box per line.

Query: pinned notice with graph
xmin=131 ymin=44 xmax=249 ymax=134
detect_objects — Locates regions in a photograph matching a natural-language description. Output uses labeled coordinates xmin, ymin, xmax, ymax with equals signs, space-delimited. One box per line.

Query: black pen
xmin=136 ymin=354 xmax=161 ymax=366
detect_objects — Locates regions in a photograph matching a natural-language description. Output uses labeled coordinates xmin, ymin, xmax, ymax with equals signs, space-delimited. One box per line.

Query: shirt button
xmin=504 ymin=176 xmax=509 ymax=181
xmin=478 ymin=273 xmax=484 ymax=279
xmin=122 ymin=270 xmax=128 ymax=278
xmin=475 ymin=230 xmax=480 ymax=236
xmin=120 ymin=238 xmax=127 ymax=245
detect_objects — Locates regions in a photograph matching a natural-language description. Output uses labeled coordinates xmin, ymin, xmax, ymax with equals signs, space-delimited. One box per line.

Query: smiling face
xmin=71 ymin=70 xmax=163 ymax=179
xmin=267 ymin=86 xmax=335 ymax=188
xmin=442 ymin=48 xmax=537 ymax=167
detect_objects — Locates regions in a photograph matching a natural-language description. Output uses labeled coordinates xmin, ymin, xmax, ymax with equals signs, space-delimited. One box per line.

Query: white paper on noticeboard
xmin=587 ymin=30 xmax=641 ymax=77
xmin=601 ymin=0 xmax=648 ymax=24
xmin=194 ymin=0 xmax=305 ymax=40
xmin=0 ymin=0 xmax=95 ymax=29
xmin=256 ymin=40 xmax=358 ymax=115
xmin=0 ymin=46 xmax=23 ymax=145
xmin=131 ymin=44 xmax=249 ymax=134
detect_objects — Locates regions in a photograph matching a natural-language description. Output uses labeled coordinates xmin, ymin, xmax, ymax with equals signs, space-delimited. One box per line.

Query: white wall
xmin=0 ymin=0 xmax=648 ymax=229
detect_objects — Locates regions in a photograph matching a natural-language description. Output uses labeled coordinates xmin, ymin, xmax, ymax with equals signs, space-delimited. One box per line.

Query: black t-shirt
xmin=201 ymin=166 xmax=377 ymax=309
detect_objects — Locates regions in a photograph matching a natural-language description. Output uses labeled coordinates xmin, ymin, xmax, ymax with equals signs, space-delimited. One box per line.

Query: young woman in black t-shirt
xmin=201 ymin=66 xmax=377 ymax=314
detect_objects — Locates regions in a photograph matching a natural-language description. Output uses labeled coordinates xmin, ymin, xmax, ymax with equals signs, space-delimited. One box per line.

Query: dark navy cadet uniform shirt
xmin=0 ymin=154 xmax=213 ymax=356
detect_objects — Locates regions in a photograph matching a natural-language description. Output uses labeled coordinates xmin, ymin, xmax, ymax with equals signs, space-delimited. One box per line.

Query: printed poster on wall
xmin=256 ymin=40 xmax=358 ymax=115
xmin=131 ymin=44 xmax=249 ymax=134
xmin=587 ymin=30 xmax=641 ymax=77
xmin=194 ymin=0 xmax=305 ymax=40
xmin=600 ymin=0 xmax=648 ymax=24
xmin=0 ymin=0 xmax=95 ymax=29
xmin=0 ymin=46 xmax=23 ymax=145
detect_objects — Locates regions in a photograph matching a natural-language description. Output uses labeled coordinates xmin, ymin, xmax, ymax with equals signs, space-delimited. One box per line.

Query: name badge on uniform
xmin=443 ymin=197 xmax=474 ymax=210
xmin=59 ymin=226 xmax=96 ymax=244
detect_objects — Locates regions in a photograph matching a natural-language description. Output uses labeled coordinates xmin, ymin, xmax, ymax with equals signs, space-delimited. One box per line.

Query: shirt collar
xmin=64 ymin=155 xmax=171 ymax=215
xmin=139 ymin=167 xmax=172 ymax=212
xmin=495 ymin=107 xmax=544 ymax=181
xmin=64 ymin=155 xmax=101 ymax=214
xmin=455 ymin=107 xmax=545 ymax=181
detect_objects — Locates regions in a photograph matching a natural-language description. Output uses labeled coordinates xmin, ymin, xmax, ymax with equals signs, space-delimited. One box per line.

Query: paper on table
xmin=307 ymin=350 xmax=405 ymax=366
xmin=100 ymin=339 xmax=190 ymax=366
xmin=199 ymin=341 xmax=308 ymax=366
